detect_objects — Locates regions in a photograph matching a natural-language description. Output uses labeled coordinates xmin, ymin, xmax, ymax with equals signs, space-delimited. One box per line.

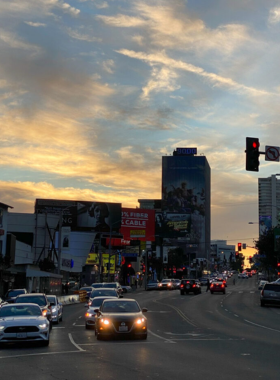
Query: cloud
xmin=102 ymin=59 xmax=115 ymax=74
xmin=0 ymin=28 xmax=41 ymax=51
xmin=24 ymin=21 xmax=46 ymax=27
xmin=268 ymin=7 xmax=280 ymax=24
xmin=141 ymin=66 xmax=180 ymax=99
xmin=117 ymin=49 xmax=275 ymax=98
xmin=60 ymin=2 xmax=80 ymax=16
xmin=96 ymin=13 xmax=146 ymax=28
xmin=67 ymin=28 xmax=102 ymax=42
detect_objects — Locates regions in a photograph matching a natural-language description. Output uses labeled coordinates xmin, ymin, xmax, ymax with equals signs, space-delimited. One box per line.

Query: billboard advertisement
xmin=35 ymin=199 xmax=122 ymax=232
xmin=121 ymin=208 xmax=155 ymax=242
xmin=259 ymin=215 xmax=272 ymax=236
xmin=162 ymin=155 xmax=209 ymax=256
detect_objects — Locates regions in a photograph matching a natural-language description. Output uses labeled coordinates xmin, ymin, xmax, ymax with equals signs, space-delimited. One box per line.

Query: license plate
xmin=119 ymin=326 xmax=128 ymax=332
xmin=17 ymin=333 xmax=27 ymax=339
xmin=186 ymin=285 xmax=190 ymax=289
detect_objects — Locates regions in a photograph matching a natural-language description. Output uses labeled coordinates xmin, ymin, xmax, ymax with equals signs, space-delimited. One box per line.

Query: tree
xmin=254 ymin=227 xmax=280 ymax=278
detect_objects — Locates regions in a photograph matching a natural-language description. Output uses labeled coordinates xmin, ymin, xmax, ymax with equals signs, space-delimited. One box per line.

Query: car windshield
xmin=101 ymin=301 xmax=140 ymax=313
xmin=104 ymin=284 xmax=117 ymax=288
xmin=91 ymin=289 xmax=117 ymax=298
xmin=7 ymin=290 xmax=25 ymax=297
xmin=91 ymin=284 xmax=104 ymax=288
xmin=80 ymin=287 xmax=92 ymax=291
xmin=264 ymin=284 xmax=280 ymax=292
xmin=47 ymin=296 xmax=56 ymax=305
xmin=90 ymin=297 xmax=114 ymax=307
xmin=161 ymin=280 xmax=170 ymax=283
xmin=0 ymin=305 xmax=42 ymax=317
xmin=15 ymin=296 xmax=47 ymax=306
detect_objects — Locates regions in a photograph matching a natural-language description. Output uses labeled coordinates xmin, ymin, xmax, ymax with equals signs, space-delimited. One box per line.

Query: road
xmin=1 ymin=275 xmax=280 ymax=380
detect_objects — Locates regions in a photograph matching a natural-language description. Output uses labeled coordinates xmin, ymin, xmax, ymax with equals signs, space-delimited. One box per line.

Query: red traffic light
xmin=277 ymin=263 xmax=280 ymax=267
xmin=127 ymin=263 xmax=132 ymax=268
xmin=252 ymin=141 xmax=259 ymax=148
xmin=238 ymin=243 xmax=242 ymax=251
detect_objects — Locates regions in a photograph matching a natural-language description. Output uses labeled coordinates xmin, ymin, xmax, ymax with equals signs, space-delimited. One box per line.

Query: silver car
xmin=146 ymin=280 xmax=160 ymax=291
xmin=47 ymin=295 xmax=63 ymax=324
xmin=85 ymin=296 xmax=118 ymax=330
xmin=260 ymin=283 xmax=280 ymax=307
xmin=0 ymin=303 xmax=50 ymax=346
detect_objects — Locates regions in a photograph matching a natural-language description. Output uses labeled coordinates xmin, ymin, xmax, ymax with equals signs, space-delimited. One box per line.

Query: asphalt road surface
xmin=1 ymin=275 xmax=280 ymax=380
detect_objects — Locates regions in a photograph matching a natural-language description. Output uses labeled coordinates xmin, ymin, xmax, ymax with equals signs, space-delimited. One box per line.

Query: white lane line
xmin=239 ymin=291 xmax=243 ymax=293
xmin=68 ymin=333 xmax=86 ymax=351
xmin=234 ymin=314 xmax=239 ymax=317
xmin=148 ymin=329 xmax=176 ymax=343
xmin=250 ymin=291 xmax=255 ymax=293
xmin=0 ymin=351 xmax=83 ymax=360
xmin=244 ymin=320 xmax=280 ymax=333
xmin=73 ymin=322 xmax=76 ymax=326
xmin=74 ymin=325 xmax=85 ymax=327
xmin=225 ymin=309 xmax=228 ymax=312
xmin=52 ymin=327 xmax=65 ymax=329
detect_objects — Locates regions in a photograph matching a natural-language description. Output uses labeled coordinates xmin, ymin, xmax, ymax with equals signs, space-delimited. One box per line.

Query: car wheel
xmin=123 ymin=288 xmax=127 ymax=293
xmin=97 ymin=333 xmax=103 ymax=340
xmin=223 ymin=291 xmax=225 ymax=294
xmin=260 ymin=301 xmax=265 ymax=307
xmin=60 ymin=315 xmax=63 ymax=322
xmin=85 ymin=324 xmax=89 ymax=330
xmin=211 ymin=291 xmax=213 ymax=294
xmin=180 ymin=291 xmax=184 ymax=295
xmin=140 ymin=334 xmax=147 ymax=340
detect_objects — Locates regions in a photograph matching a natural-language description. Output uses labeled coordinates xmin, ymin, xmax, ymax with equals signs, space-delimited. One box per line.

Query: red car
xmin=210 ymin=282 xmax=226 ymax=294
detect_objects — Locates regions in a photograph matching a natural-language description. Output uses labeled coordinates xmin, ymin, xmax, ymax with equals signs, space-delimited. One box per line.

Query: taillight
xmin=261 ymin=290 xmax=264 ymax=296
xmin=192 ymin=284 xmax=196 ymax=288
xmin=180 ymin=284 xmax=184 ymax=288
xmin=210 ymin=284 xmax=213 ymax=288
xmin=221 ymin=284 xmax=224 ymax=288
xmin=187 ymin=281 xmax=190 ymax=284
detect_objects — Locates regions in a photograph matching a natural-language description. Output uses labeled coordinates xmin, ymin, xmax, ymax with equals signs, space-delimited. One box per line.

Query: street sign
xmin=265 ymin=146 xmax=280 ymax=162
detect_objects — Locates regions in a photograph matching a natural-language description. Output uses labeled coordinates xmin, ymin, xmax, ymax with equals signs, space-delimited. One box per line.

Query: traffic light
xmin=238 ymin=243 xmax=242 ymax=251
xmin=246 ymin=137 xmax=260 ymax=172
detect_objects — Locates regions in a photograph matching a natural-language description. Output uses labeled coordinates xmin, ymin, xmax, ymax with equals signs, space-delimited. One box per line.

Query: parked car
xmin=85 ymin=296 xmax=118 ymax=330
xmin=0 ymin=303 xmax=50 ymax=346
xmin=180 ymin=279 xmax=201 ymax=295
xmin=260 ymin=283 xmax=280 ymax=307
xmin=0 ymin=297 xmax=7 ymax=308
xmin=4 ymin=289 xmax=28 ymax=303
xmin=158 ymin=279 xmax=176 ymax=290
xmin=146 ymin=280 xmax=160 ymax=291
xmin=94 ymin=298 xmax=148 ymax=340
xmin=14 ymin=293 xmax=52 ymax=328
xmin=210 ymin=282 xmax=226 ymax=294
xmin=46 ymin=295 xmax=63 ymax=324
xmin=258 ymin=280 xmax=268 ymax=290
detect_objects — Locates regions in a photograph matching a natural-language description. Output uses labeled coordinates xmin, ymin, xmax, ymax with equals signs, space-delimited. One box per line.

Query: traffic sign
xmin=265 ymin=146 xmax=280 ymax=161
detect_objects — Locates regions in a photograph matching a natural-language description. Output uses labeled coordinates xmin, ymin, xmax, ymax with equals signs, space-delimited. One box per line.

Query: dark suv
xmin=260 ymin=283 xmax=280 ymax=307
xmin=180 ymin=279 xmax=201 ymax=295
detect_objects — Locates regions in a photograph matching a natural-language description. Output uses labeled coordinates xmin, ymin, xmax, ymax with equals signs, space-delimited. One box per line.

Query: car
xmin=199 ymin=278 xmax=209 ymax=286
xmin=0 ymin=303 xmax=50 ymax=346
xmin=215 ymin=277 xmax=227 ymax=286
xmin=14 ymin=293 xmax=52 ymax=328
xmin=94 ymin=298 xmax=148 ymax=340
xmin=46 ymin=295 xmax=63 ymax=324
xmin=121 ymin=285 xmax=133 ymax=293
xmin=271 ymin=278 xmax=280 ymax=284
xmin=4 ymin=289 xmax=28 ymax=303
xmin=210 ymin=282 xmax=226 ymax=294
xmin=180 ymin=279 xmax=202 ymax=295
xmin=0 ymin=297 xmax=7 ymax=308
xmin=85 ymin=296 xmax=118 ymax=330
xmin=146 ymin=280 xmax=160 ymax=291
xmin=158 ymin=279 xmax=176 ymax=290
xmin=88 ymin=288 xmax=122 ymax=305
xmin=173 ymin=279 xmax=181 ymax=289
xmin=90 ymin=282 xmax=123 ymax=296
xmin=260 ymin=283 xmax=280 ymax=307
xmin=258 ymin=280 xmax=268 ymax=290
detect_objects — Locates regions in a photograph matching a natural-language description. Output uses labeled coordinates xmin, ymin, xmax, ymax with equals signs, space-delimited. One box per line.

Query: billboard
xmin=162 ymin=155 xmax=209 ymax=256
xmin=35 ymin=199 xmax=122 ymax=232
xmin=121 ymin=208 xmax=155 ymax=241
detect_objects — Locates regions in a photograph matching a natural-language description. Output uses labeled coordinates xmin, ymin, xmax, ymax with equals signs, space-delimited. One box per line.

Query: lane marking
xmin=0 ymin=351 xmax=83 ymax=360
xmin=68 ymin=333 xmax=86 ymax=351
xmin=148 ymin=329 xmax=176 ymax=343
xmin=244 ymin=320 xmax=280 ymax=333
xmin=234 ymin=314 xmax=239 ymax=318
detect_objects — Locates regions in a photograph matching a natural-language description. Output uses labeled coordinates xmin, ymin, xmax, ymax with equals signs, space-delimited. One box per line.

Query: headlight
xmin=100 ymin=318 xmax=110 ymax=325
xmin=52 ymin=307 xmax=57 ymax=313
xmin=136 ymin=318 xmax=145 ymax=325
xmin=85 ymin=313 xmax=93 ymax=317
xmin=0 ymin=326 xmax=5 ymax=331
xmin=39 ymin=323 xmax=47 ymax=329
xmin=42 ymin=310 xmax=48 ymax=316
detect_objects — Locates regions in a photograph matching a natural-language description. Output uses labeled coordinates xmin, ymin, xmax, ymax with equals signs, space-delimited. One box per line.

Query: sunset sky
xmin=1 ymin=0 xmax=280 ymax=252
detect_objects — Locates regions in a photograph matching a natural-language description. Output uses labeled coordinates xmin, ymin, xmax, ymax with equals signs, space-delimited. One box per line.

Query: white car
xmin=0 ymin=303 xmax=50 ymax=346
xmin=47 ymin=295 xmax=63 ymax=324
xmin=85 ymin=296 xmax=118 ymax=330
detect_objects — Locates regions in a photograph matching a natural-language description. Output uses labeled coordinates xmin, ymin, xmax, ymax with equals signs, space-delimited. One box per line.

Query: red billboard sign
xmin=121 ymin=208 xmax=155 ymax=241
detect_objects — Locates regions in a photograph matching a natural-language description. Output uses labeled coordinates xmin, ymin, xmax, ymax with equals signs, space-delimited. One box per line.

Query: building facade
xmin=258 ymin=174 xmax=280 ymax=235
